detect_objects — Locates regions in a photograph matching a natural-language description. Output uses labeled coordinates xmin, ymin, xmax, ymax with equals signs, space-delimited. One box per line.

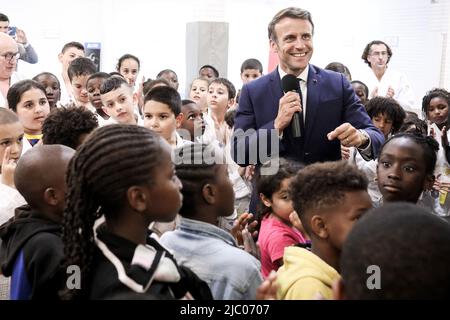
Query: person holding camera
xmin=0 ymin=13 xmax=38 ymax=64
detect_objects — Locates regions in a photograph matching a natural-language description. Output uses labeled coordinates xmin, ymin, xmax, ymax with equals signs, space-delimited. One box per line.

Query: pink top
xmin=258 ymin=214 xmax=307 ymax=278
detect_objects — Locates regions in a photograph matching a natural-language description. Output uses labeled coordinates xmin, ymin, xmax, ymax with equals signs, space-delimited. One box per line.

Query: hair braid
xmin=61 ymin=124 xmax=164 ymax=299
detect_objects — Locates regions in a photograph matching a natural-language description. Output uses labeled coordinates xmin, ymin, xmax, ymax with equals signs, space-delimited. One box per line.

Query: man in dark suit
xmin=233 ymin=7 xmax=383 ymax=167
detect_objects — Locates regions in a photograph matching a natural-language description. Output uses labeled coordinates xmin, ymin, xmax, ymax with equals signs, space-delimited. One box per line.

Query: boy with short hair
xmin=67 ymin=57 xmax=96 ymax=110
xmin=143 ymin=85 xmax=188 ymax=148
xmin=100 ymin=76 xmax=139 ymax=125
xmin=335 ymin=202 xmax=450 ymax=299
xmin=199 ymin=65 xmax=219 ymax=80
xmin=240 ymin=58 xmax=263 ymax=85
xmin=86 ymin=72 xmax=110 ymax=123
xmin=0 ymin=144 xmax=75 ymax=299
xmin=57 ymin=42 xmax=84 ymax=105
xmin=277 ymin=160 xmax=372 ymax=300
xmin=42 ymin=106 xmax=98 ymax=149
xmin=0 ymin=108 xmax=25 ymax=224
xmin=179 ymin=99 xmax=205 ymax=142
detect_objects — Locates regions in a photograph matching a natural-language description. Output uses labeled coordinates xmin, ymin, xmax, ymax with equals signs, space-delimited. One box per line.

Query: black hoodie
xmin=0 ymin=204 xmax=63 ymax=300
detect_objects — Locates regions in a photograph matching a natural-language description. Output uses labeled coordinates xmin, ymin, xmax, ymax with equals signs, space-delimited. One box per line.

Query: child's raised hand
xmin=242 ymin=228 xmax=260 ymax=260
xmin=244 ymin=165 xmax=255 ymax=181
xmin=386 ymin=86 xmax=395 ymax=98
xmin=289 ymin=211 xmax=303 ymax=231
xmin=441 ymin=126 xmax=449 ymax=147
xmin=256 ymin=270 xmax=278 ymax=300
xmin=231 ymin=212 xmax=258 ymax=245
xmin=429 ymin=127 xmax=436 ymax=139
xmin=1 ymin=146 xmax=17 ymax=188
xmin=341 ymin=145 xmax=350 ymax=160
xmin=289 ymin=211 xmax=309 ymax=239
xmin=370 ymin=87 xmax=378 ymax=99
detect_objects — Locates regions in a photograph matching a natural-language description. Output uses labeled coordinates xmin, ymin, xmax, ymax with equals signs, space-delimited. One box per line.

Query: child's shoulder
xmin=24 ymin=229 xmax=63 ymax=259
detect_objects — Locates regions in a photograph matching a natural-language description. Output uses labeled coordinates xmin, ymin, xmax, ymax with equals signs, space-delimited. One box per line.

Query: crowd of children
xmin=1 ymin=17 xmax=450 ymax=301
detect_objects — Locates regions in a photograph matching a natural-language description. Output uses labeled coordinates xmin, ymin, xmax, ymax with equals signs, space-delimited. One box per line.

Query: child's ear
xmin=201 ymin=183 xmax=216 ymax=205
xmin=310 ymin=214 xmax=328 ymax=239
xmin=332 ymin=278 xmax=346 ymax=300
xmin=176 ymin=113 xmax=184 ymax=129
xmin=127 ymin=186 xmax=148 ymax=212
xmin=43 ymin=187 xmax=60 ymax=206
xmin=423 ymin=174 xmax=435 ymax=191
xmin=259 ymin=193 xmax=272 ymax=208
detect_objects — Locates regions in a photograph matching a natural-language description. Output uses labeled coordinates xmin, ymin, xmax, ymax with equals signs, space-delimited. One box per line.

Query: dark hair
xmin=341 ymin=202 xmax=450 ymax=299
xmin=366 ymin=97 xmax=406 ymax=134
xmin=156 ymin=69 xmax=177 ymax=78
xmin=0 ymin=13 xmax=9 ymax=22
xmin=108 ymin=71 xmax=124 ymax=78
xmin=173 ymin=143 xmax=225 ymax=218
xmin=32 ymin=72 xmax=61 ymax=87
xmin=290 ymin=161 xmax=368 ymax=234
xmin=100 ymin=75 xmax=129 ymax=95
xmin=199 ymin=65 xmax=219 ymax=78
xmin=142 ymin=78 xmax=170 ymax=97
xmin=268 ymin=7 xmax=314 ymax=42
xmin=0 ymin=107 xmax=19 ymax=125
xmin=144 ymin=86 xmax=181 ymax=116
xmin=68 ymin=57 xmax=97 ymax=82
xmin=182 ymin=99 xmax=195 ymax=106
xmin=421 ymin=88 xmax=450 ymax=120
xmin=257 ymin=158 xmax=303 ymax=219
xmin=210 ymin=78 xmax=236 ymax=100
xmin=351 ymin=80 xmax=369 ymax=98
xmin=7 ymin=80 xmax=46 ymax=112
xmin=61 ymin=124 xmax=166 ymax=299
xmin=325 ymin=62 xmax=352 ymax=81
xmin=240 ymin=59 xmax=263 ymax=73
xmin=61 ymin=41 xmax=84 ymax=54
xmin=361 ymin=40 xmax=392 ymax=67
xmin=225 ymin=109 xmax=237 ymax=129
xmin=87 ymin=72 xmax=110 ymax=84
xmin=42 ymin=107 xmax=98 ymax=149
xmin=116 ymin=54 xmax=140 ymax=71
xmin=379 ymin=132 xmax=439 ymax=175
xmin=399 ymin=116 xmax=427 ymax=136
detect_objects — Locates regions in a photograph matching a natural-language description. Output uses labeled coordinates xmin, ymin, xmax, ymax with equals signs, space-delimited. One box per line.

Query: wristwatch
xmin=358 ymin=129 xmax=370 ymax=149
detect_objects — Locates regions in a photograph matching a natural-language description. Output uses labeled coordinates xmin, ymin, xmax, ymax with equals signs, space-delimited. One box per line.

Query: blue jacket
xmin=232 ymin=65 xmax=384 ymax=165
xmin=160 ymin=217 xmax=263 ymax=300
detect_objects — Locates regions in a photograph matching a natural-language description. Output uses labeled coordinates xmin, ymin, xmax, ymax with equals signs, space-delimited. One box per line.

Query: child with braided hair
xmin=161 ymin=143 xmax=263 ymax=299
xmin=60 ymin=124 xmax=212 ymax=300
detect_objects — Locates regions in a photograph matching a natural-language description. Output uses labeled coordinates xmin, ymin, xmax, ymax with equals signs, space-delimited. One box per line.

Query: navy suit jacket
xmin=232 ymin=65 xmax=384 ymax=165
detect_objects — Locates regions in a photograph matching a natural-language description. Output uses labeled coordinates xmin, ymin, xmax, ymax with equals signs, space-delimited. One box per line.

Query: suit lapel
xmin=305 ymin=65 xmax=320 ymax=144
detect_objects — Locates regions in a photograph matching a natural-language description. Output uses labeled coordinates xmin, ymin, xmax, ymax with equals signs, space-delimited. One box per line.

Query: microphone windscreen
xmin=282 ymin=74 xmax=300 ymax=93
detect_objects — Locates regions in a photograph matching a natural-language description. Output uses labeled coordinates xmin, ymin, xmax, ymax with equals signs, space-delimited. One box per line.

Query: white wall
xmin=2 ymin=0 xmax=449 ymax=101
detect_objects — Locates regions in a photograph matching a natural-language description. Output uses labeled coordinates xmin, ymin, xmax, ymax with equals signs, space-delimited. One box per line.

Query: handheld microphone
xmin=282 ymin=74 xmax=302 ymax=138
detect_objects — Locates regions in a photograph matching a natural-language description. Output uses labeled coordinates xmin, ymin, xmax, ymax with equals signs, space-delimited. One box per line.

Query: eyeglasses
xmin=370 ymin=51 xmax=389 ymax=57
xmin=0 ymin=52 xmax=20 ymax=62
